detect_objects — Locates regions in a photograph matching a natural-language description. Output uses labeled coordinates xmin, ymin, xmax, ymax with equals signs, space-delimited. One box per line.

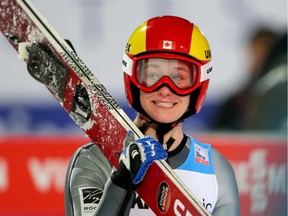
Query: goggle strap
xmin=122 ymin=53 xmax=133 ymax=76
xmin=200 ymin=61 xmax=213 ymax=82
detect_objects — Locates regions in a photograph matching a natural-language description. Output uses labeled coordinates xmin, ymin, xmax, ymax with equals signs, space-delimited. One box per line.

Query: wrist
xmin=110 ymin=170 xmax=136 ymax=190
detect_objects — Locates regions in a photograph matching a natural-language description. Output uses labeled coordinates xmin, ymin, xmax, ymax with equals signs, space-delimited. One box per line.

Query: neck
xmin=143 ymin=122 xmax=184 ymax=152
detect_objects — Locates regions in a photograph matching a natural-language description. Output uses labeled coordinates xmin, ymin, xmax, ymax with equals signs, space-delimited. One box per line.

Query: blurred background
xmin=0 ymin=0 xmax=287 ymax=215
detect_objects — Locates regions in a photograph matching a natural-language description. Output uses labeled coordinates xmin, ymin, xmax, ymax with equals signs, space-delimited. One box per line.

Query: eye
xmin=170 ymin=73 xmax=182 ymax=81
xmin=147 ymin=72 xmax=161 ymax=80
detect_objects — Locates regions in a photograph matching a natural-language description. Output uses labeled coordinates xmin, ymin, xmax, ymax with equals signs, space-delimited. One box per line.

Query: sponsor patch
xmin=157 ymin=181 xmax=171 ymax=213
xmin=194 ymin=143 xmax=209 ymax=165
xmin=79 ymin=187 xmax=103 ymax=216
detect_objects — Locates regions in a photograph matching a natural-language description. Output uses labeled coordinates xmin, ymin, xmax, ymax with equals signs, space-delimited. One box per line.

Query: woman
xmin=65 ymin=15 xmax=240 ymax=216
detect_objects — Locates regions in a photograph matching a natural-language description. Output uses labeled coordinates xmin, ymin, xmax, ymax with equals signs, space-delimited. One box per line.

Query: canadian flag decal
xmin=162 ymin=40 xmax=173 ymax=49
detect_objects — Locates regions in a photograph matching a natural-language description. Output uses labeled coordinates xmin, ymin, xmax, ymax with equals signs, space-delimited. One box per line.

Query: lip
xmin=153 ymin=101 xmax=176 ymax=108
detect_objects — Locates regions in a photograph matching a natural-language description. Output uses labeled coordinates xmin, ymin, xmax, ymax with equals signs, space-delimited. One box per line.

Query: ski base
xmin=0 ymin=0 xmax=211 ymax=215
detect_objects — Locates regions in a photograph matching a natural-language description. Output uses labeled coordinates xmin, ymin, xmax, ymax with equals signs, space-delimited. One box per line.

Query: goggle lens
xmin=135 ymin=58 xmax=198 ymax=91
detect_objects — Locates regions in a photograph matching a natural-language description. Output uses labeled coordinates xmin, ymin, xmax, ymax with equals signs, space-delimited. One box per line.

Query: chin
xmin=153 ymin=117 xmax=179 ymax=124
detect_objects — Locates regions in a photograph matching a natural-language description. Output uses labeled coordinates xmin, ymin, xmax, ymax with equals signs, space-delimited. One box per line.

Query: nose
xmin=157 ymin=85 xmax=173 ymax=96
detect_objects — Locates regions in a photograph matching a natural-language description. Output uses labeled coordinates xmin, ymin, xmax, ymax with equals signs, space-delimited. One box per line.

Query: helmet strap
xmin=155 ymin=120 xmax=183 ymax=151
xmin=156 ymin=123 xmax=175 ymax=146
xmin=137 ymin=119 xmax=183 ymax=151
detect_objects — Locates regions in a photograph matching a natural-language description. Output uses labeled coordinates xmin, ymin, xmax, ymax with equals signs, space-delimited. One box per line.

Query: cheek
xmin=139 ymin=91 xmax=149 ymax=110
xmin=181 ymin=95 xmax=190 ymax=111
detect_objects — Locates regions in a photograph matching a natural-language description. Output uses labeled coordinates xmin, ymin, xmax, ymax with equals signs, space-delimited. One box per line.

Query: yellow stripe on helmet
xmin=189 ymin=25 xmax=211 ymax=61
xmin=126 ymin=21 xmax=148 ymax=55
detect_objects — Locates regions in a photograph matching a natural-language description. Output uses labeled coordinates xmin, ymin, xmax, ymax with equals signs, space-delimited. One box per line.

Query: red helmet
xmin=122 ymin=15 xmax=212 ymax=122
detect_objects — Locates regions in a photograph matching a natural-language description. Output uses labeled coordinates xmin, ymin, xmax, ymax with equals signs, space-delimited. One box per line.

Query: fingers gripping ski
xmin=130 ymin=136 xmax=168 ymax=184
xmin=113 ymin=134 xmax=168 ymax=187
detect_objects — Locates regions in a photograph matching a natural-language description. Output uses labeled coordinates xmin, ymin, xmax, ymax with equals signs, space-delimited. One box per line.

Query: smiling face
xmin=138 ymin=59 xmax=191 ymax=123
xmin=140 ymin=88 xmax=190 ymax=124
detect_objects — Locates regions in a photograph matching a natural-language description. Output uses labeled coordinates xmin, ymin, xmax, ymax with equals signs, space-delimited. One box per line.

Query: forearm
xmin=94 ymin=178 xmax=135 ymax=216
xmin=94 ymin=134 xmax=167 ymax=216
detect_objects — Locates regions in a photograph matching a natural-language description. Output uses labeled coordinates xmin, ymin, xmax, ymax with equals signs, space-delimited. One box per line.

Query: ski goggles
xmin=123 ymin=53 xmax=212 ymax=95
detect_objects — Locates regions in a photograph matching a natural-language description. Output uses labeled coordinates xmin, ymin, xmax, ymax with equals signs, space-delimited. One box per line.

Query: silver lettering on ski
xmin=61 ymin=51 xmax=120 ymax=111
xmin=61 ymin=51 xmax=93 ymax=78
xmin=91 ymin=84 xmax=121 ymax=110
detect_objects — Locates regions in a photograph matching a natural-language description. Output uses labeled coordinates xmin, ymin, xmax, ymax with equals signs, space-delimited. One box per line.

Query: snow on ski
xmin=0 ymin=0 xmax=211 ymax=215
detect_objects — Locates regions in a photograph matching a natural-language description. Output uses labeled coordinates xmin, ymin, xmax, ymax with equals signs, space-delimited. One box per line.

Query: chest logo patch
xmin=194 ymin=143 xmax=209 ymax=165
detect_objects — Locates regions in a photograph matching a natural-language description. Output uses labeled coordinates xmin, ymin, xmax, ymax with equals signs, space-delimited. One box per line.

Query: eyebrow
xmin=144 ymin=60 xmax=190 ymax=73
xmin=144 ymin=63 xmax=160 ymax=69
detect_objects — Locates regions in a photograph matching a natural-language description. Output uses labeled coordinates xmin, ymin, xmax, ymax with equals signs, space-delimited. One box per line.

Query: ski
xmin=0 ymin=0 xmax=211 ymax=215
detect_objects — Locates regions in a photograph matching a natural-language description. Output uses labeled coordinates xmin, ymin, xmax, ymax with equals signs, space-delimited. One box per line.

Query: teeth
xmin=155 ymin=101 xmax=174 ymax=107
